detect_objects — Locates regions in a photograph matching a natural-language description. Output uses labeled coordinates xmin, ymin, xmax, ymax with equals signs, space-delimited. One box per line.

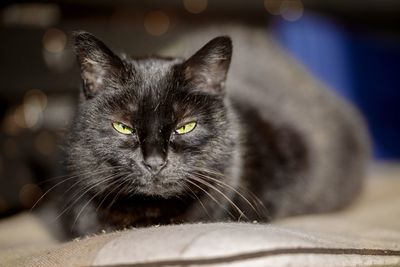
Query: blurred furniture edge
xmin=272 ymin=12 xmax=400 ymax=159
xmin=1 ymin=163 xmax=399 ymax=267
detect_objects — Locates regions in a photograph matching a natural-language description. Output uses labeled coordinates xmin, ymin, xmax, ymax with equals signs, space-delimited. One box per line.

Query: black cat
xmin=56 ymin=30 xmax=369 ymax=238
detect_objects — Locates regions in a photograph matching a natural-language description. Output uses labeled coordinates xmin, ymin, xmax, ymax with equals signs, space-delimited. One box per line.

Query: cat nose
xmin=142 ymin=156 xmax=167 ymax=174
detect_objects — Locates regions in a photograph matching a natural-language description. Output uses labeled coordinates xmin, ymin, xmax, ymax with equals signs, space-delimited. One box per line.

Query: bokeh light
xmin=43 ymin=28 xmax=67 ymax=54
xmin=1 ymin=4 xmax=60 ymax=27
xmin=183 ymin=0 xmax=208 ymax=14
xmin=280 ymin=0 xmax=304 ymax=21
xmin=1 ymin=90 xmax=48 ymax=133
xmin=1 ymin=110 xmax=21 ymax=136
xmin=144 ymin=10 xmax=170 ymax=36
xmin=12 ymin=105 xmax=26 ymax=129
xmin=23 ymin=89 xmax=47 ymax=129
xmin=264 ymin=0 xmax=304 ymax=21
xmin=264 ymin=0 xmax=282 ymax=16
xmin=42 ymin=28 xmax=74 ymax=72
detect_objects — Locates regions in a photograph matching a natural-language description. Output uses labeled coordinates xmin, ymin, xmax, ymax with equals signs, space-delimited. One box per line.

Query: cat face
xmin=69 ymin=32 xmax=237 ymax=198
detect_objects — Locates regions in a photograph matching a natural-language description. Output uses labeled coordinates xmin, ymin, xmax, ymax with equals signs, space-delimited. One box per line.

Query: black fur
xmin=55 ymin=31 xmax=367 ymax=238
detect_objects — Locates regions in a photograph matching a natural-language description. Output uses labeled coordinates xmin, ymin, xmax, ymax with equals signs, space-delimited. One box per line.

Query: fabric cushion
xmin=1 ymin=164 xmax=400 ymax=267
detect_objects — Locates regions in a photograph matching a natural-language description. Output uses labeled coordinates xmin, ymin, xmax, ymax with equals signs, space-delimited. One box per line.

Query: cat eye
xmin=175 ymin=122 xmax=197 ymax=135
xmin=112 ymin=122 xmax=134 ymax=135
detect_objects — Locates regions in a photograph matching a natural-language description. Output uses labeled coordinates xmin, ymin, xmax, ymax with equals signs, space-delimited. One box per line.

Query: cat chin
xmin=134 ymin=183 xmax=184 ymax=198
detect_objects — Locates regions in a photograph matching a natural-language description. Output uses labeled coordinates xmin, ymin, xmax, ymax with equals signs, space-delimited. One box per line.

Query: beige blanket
xmin=1 ymin=164 xmax=399 ymax=267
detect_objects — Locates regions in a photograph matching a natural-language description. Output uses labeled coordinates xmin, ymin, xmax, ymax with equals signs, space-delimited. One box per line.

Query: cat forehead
xmin=109 ymin=56 xmax=211 ymax=113
xmin=112 ymin=85 xmax=207 ymax=120
xmin=122 ymin=57 xmax=180 ymax=96
xmin=130 ymin=57 xmax=182 ymax=80
xmin=111 ymin=94 xmax=201 ymax=126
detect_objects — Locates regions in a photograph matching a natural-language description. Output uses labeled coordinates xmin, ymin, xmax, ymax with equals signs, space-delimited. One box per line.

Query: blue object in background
xmin=271 ymin=13 xmax=400 ymax=159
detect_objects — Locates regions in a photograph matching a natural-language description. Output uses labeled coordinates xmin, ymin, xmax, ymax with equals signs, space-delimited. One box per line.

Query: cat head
xmin=68 ymin=31 xmax=239 ymax=198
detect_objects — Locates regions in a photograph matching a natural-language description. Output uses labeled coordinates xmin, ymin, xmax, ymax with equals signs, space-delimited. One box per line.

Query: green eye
xmin=112 ymin=122 xmax=134 ymax=135
xmin=175 ymin=122 xmax=197 ymax=135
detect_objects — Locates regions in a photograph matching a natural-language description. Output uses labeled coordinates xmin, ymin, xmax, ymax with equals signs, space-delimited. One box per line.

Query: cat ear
xmin=73 ymin=31 xmax=126 ymax=99
xmin=182 ymin=36 xmax=232 ymax=95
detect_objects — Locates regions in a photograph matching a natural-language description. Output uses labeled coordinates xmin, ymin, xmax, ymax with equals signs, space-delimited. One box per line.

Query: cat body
xmin=57 ymin=26 xmax=369 ymax=238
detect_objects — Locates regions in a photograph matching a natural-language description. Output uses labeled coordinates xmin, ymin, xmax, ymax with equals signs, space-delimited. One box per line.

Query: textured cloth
xmin=1 ymin=164 xmax=400 ymax=267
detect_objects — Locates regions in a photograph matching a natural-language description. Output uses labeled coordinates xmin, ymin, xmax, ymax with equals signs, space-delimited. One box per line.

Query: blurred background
xmin=0 ymin=0 xmax=399 ymax=218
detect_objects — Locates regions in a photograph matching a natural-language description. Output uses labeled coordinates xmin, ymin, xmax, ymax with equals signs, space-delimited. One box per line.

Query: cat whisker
xmin=59 ymin=178 xmax=117 ymax=221
xmin=57 ymin=167 xmax=126 ymax=212
xmin=95 ymin=178 xmax=130 ymax=212
xmin=105 ymin=177 xmax=133 ymax=210
xmin=53 ymin=172 xmax=124 ymax=222
xmin=36 ymin=164 xmax=125 ymax=186
xmin=193 ymin=168 xmax=270 ymax=218
xmin=192 ymin=171 xmax=261 ymax=218
xmin=182 ymin=183 xmax=212 ymax=219
xmin=185 ymin=179 xmax=236 ymax=220
xmin=72 ymin=178 xmax=123 ymax=229
xmin=188 ymin=175 xmax=248 ymax=221
xmin=59 ymin=169 xmax=124 ymax=208
xmin=31 ymin=166 xmax=126 ymax=211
